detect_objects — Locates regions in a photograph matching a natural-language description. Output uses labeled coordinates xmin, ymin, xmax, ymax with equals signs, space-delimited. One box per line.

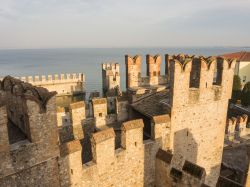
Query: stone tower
xmin=125 ymin=55 xmax=142 ymax=88
xmin=102 ymin=63 xmax=121 ymax=96
xmin=0 ymin=76 xmax=60 ymax=186
xmin=146 ymin=54 xmax=161 ymax=85
xmin=168 ymin=55 xmax=236 ymax=186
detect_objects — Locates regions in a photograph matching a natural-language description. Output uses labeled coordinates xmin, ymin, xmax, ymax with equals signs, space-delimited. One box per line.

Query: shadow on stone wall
xmin=59 ymin=139 xmax=83 ymax=187
xmin=173 ymin=128 xmax=198 ymax=168
xmin=81 ymin=119 xmax=94 ymax=164
xmin=130 ymin=108 xmax=151 ymax=140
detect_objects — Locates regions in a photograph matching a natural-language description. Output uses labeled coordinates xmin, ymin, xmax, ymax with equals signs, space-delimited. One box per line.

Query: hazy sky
xmin=0 ymin=0 xmax=250 ymax=49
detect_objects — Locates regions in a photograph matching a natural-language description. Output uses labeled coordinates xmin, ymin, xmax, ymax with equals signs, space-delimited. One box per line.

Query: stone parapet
xmin=59 ymin=139 xmax=82 ymax=157
xmin=122 ymin=119 xmax=144 ymax=131
xmin=226 ymin=114 xmax=249 ymax=140
xmin=169 ymin=55 xmax=237 ymax=107
xmin=15 ymin=73 xmax=84 ymax=83
xmin=0 ymin=73 xmax=85 ymax=96
xmin=125 ymin=54 xmax=168 ymax=89
xmin=91 ymin=128 xmax=115 ymax=144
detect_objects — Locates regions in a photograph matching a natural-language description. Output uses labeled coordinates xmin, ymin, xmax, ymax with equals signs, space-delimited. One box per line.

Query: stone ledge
xmin=60 ymin=140 xmax=82 ymax=157
xmin=153 ymin=114 xmax=170 ymax=124
xmin=122 ymin=119 xmax=144 ymax=131
xmin=91 ymin=128 xmax=115 ymax=144
xmin=92 ymin=98 xmax=107 ymax=105
xmin=70 ymin=101 xmax=85 ymax=110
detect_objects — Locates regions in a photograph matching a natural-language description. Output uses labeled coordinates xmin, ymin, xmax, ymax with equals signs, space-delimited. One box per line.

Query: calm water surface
xmin=0 ymin=47 xmax=248 ymax=92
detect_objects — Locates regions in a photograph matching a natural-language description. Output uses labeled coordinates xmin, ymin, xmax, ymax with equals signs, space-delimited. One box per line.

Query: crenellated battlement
xmin=125 ymin=55 xmax=142 ymax=66
xmin=0 ymin=73 xmax=85 ymax=96
xmin=17 ymin=73 xmax=84 ymax=83
xmin=168 ymin=54 xmax=237 ymax=186
xmin=91 ymin=128 xmax=115 ymax=144
xmin=0 ymin=52 xmax=244 ymax=187
xmin=125 ymin=54 xmax=168 ymax=88
xmin=226 ymin=114 xmax=248 ymax=140
xmin=125 ymin=55 xmax=142 ymax=88
xmin=0 ymin=76 xmax=59 ymax=181
xmin=237 ymin=114 xmax=248 ymax=123
xmin=146 ymin=54 xmax=161 ymax=64
xmin=102 ymin=63 xmax=121 ymax=96
xmin=102 ymin=63 xmax=120 ymax=72
xmin=146 ymin=54 xmax=162 ymax=85
xmin=122 ymin=119 xmax=144 ymax=131
xmin=169 ymin=55 xmax=237 ymax=107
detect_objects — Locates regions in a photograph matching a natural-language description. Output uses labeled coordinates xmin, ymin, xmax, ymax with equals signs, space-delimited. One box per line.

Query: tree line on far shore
xmin=232 ymin=75 xmax=250 ymax=106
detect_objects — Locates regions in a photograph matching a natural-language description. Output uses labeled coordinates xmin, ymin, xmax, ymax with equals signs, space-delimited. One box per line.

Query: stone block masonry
xmin=169 ymin=55 xmax=236 ymax=186
xmin=226 ymin=114 xmax=248 ymax=140
xmin=0 ymin=73 xmax=85 ymax=96
xmin=0 ymin=53 xmax=243 ymax=187
xmin=102 ymin=63 xmax=121 ymax=96
xmin=125 ymin=54 xmax=168 ymax=89
xmin=0 ymin=76 xmax=60 ymax=187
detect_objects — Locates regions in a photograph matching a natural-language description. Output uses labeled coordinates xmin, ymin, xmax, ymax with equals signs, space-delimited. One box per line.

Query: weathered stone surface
xmin=169 ymin=56 xmax=236 ymax=186
xmin=102 ymin=63 xmax=121 ymax=96
xmin=0 ymin=54 xmax=239 ymax=187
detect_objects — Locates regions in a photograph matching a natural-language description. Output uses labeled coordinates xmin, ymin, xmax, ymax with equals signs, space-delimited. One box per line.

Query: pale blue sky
xmin=0 ymin=0 xmax=250 ymax=49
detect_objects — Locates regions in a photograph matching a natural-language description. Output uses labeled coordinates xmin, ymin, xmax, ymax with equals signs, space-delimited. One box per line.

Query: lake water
xmin=0 ymin=47 xmax=248 ymax=93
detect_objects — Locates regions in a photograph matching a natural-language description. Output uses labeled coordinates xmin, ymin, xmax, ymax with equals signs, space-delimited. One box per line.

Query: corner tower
xmin=102 ymin=63 xmax=121 ymax=96
xmin=169 ymin=55 xmax=236 ymax=186
xmin=125 ymin=55 xmax=142 ymax=88
xmin=146 ymin=54 xmax=161 ymax=85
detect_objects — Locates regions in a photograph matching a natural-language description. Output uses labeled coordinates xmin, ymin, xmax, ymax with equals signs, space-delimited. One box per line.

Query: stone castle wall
xmin=125 ymin=55 xmax=168 ymax=89
xmin=57 ymin=97 xmax=129 ymax=143
xmin=0 ymin=77 xmax=60 ymax=187
xmin=0 ymin=73 xmax=85 ymax=96
xmin=0 ymin=53 xmax=242 ymax=187
xmin=226 ymin=114 xmax=248 ymax=140
xmin=155 ymin=149 xmax=207 ymax=187
xmin=58 ymin=117 xmax=171 ymax=187
xmin=102 ymin=63 xmax=121 ymax=96
xmin=169 ymin=55 xmax=236 ymax=186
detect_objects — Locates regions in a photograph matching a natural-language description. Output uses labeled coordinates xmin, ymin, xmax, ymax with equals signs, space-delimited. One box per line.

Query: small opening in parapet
xmin=99 ymin=113 xmax=102 ymax=117
xmin=213 ymin=58 xmax=223 ymax=85
xmin=7 ymin=120 xmax=27 ymax=144
xmin=71 ymin=169 xmax=73 ymax=175
xmin=189 ymin=59 xmax=201 ymax=88
xmin=135 ymin=142 xmax=137 ymax=147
